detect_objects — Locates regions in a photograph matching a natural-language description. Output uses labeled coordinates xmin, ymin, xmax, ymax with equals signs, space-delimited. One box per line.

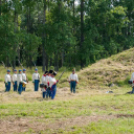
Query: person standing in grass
xmin=32 ymin=68 xmax=40 ymax=91
xmin=5 ymin=70 xmax=11 ymax=92
xmin=46 ymin=70 xmax=54 ymax=98
xmin=41 ymin=71 xmax=48 ymax=99
xmin=49 ymin=71 xmax=58 ymax=100
xmin=22 ymin=69 xmax=27 ymax=91
xmin=131 ymin=72 xmax=134 ymax=94
xmin=17 ymin=70 xmax=23 ymax=94
xmin=68 ymin=69 xmax=79 ymax=93
xmin=12 ymin=69 xmax=18 ymax=91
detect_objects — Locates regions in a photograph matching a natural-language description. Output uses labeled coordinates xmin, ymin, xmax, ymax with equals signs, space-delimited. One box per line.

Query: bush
xmin=116 ymin=76 xmax=130 ymax=87
xmin=59 ymin=67 xmax=66 ymax=72
xmin=49 ymin=66 xmax=54 ymax=70
xmin=75 ymin=66 xmax=81 ymax=71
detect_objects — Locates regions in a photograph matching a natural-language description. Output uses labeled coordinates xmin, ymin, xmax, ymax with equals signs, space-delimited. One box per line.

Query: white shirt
xmin=12 ymin=74 xmax=17 ymax=82
xmin=47 ymin=75 xmax=51 ymax=87
xmin=32 ymin=73 xmax=40 ymax=82
xmin=17 ymin=74 xmax=23 ymax=86
xmin=131 ymin=72 xmax=134 ymax=87
xmin=49 ymin=77 xmax=57 ymax=88
xmin=5 ymin=74 xmax=11 ymax=83
xmin=41 ymin=75 xmax=48 ymax=85
xmin=69 ymin=73 xmax=78 ymax=82
xmin=22 ymin=73 xmax=27 ymax=81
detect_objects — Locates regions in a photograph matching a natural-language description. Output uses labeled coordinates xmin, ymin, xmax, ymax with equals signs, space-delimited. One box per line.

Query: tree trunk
xmin=13 ymin=10 xmax=18 ymax=69
xmin=42 ymin=0 xmax=47 ymax=72
xmin=55 ymin=52 xmax=59 ymax=71
xmin=80 ymin=0 xmax=84 ymax=67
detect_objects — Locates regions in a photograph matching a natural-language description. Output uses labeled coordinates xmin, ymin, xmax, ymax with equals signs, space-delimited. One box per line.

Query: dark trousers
xmin=22 ymin=87 xmax=26 ymax=91
xmin=13 ymin=81 xmax=17 ymax=91
xmin=34 ymin=80 xmax=39 ymax=91
xmin=70 ymin=81 xmax=76 ymax=93
xmin=46 ymin=88 xmax=51 ymax=98
xmin=42 ymin=91 xmax=47 ymax=98
xmin=18 ymin=83 xmax=23 ymax=94
xmin=51 ymin=86 xmax=57 ymax=100
xmin=5 ymin=82 xmax=11 ymax=92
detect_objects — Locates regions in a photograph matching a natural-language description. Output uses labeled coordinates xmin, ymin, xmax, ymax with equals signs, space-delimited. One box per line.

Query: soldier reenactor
xmin=12 ymin=69 xmax=18 ymax=91
xmin=22 ymin=69 xmax=27 ymax=91
xmin=32 ymin=68 xmax=40 ymax=91
xmin=17 ymin=70 xmax=23 ymax=94
xmin=5 ymin=70 xmax=11 ymax=92
xmin=68 ymin=69 xmax=79 ymax=93
xmin=41 ymin=71 xmax=48 ymax=98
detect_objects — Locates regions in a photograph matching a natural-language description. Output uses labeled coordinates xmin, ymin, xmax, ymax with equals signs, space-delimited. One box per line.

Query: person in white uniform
xmin=41 ymin=71 xmax=48 ymax=98
xmin=49 ymin=71 xmax=58 ymax=99
xmin=22 ymin=69 xmax=27 ymax=91
xmin=32 ymin=68 xmax=40 ymax=91
xmin=12 ymin=69 xmax=18 ymax=91
xmin=68 ymin=69 xmax=79 ymax=93
xmin=46 ymin=70 xmax=53 ymax=98
xmin=17 ymin=70 xmax=23 ymax=94
xmin=131 ymin=72 xmax=134 ymax=93
xmin=5 ymin=70 xmax=11 ymax=92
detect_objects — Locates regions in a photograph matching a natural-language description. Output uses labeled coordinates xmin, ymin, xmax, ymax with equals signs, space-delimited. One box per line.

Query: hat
xmin=23 ymin=69 xmax=26 ymax=71
xmin=7 ymin=70 xmax=11 ymax=72
xmin=14 ymin=69 xmax=17 ymax=72
xmin=52 ymin=71 xmax=57 ymax=76
xmin=19 ymin=70 xmax=22 ymax=72
xmin=49 ymin=70 xmax=53 ymax=74
xmin=35 ymin=68 xmax=38 ymax=71
xmin=45 ymin=71 xmax=48 ymax=74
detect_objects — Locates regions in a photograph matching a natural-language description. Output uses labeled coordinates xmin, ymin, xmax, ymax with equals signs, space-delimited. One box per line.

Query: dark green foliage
xmin=0 ymin=0 xmax=133 ymax=70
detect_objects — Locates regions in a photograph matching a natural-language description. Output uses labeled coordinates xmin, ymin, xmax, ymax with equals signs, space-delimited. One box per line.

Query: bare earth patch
xmin=0 ymin=115 xmax=119 ymax=134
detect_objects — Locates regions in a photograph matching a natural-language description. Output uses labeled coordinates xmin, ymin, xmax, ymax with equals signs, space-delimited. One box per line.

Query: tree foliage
xmin=0 ymin=0 xmax=133 ymax=70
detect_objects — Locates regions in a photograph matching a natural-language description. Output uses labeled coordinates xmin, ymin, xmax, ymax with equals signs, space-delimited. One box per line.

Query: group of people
xmin=5 ymin=69 xmax=27 ymax=94
xmin=4 ymin=68 xmax=79 ymax=99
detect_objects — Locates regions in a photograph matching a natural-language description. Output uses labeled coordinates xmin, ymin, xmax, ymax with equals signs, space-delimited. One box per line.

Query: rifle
xmin=58 ymin=68 xmax=67 ymax=82
xmin=18 ymin=59 xmax=23 ymax=69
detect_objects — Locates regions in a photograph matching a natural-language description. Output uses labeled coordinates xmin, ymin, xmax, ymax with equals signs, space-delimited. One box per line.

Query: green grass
xmin=2 ymin=91 xmax=133 ymax=134
xmin=1 ymin=92 xmax=134 ymax=118
xmin=1 ymin=48 xmax=134 ymax=133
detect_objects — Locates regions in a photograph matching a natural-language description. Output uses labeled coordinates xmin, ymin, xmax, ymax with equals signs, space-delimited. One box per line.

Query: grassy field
xmin=0 ymin=48 xmax=134 ymax=134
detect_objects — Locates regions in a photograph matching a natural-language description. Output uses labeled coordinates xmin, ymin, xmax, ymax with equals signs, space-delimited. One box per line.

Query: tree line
xmin=0 ymin=0 xmax=134 ymax=71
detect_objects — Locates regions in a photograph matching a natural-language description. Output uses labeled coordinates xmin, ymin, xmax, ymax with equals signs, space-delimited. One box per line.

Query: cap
xmin=45 ymin=71 xmax=48 ymax=74
xmin=19 ymin=70 xmax=22 ymax=72
xmin=49 ymin=70 xmax=53 ymax=74
xmin=23 ymin=69 xmax=26 ymax=71
xmin=35 ymin=68 xmax=38 ymax=71
xmin=7 ymin=70 xmax=11 ymax=72
xmin=14 ymin=69 xmax=17 ymax=72
xmin=52 ymin=71 xmax=57 ymax=76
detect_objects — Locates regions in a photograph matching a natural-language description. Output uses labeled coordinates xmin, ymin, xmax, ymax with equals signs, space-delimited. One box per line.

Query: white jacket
xmin=12 ymin=74 xmax=17 ymax=82
xmin=32 ymin=73 xmax=40 ymax=82
xmin=41 ymin=75 xmax=48 ymax=85
xmin=22 ymin=73 xmax=27 ymax=81
xmin=69 ymin=73 xmax=78 ymax=82
xmin=49 ymin=77 xmax=57 ymax=88
xmin=17 ymin=74 xmax=23 ymax=86
xmin=131 ymin=72 xmax=134 ymax=87
xmin=5 ymin=74 xmax=11 ymax=83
